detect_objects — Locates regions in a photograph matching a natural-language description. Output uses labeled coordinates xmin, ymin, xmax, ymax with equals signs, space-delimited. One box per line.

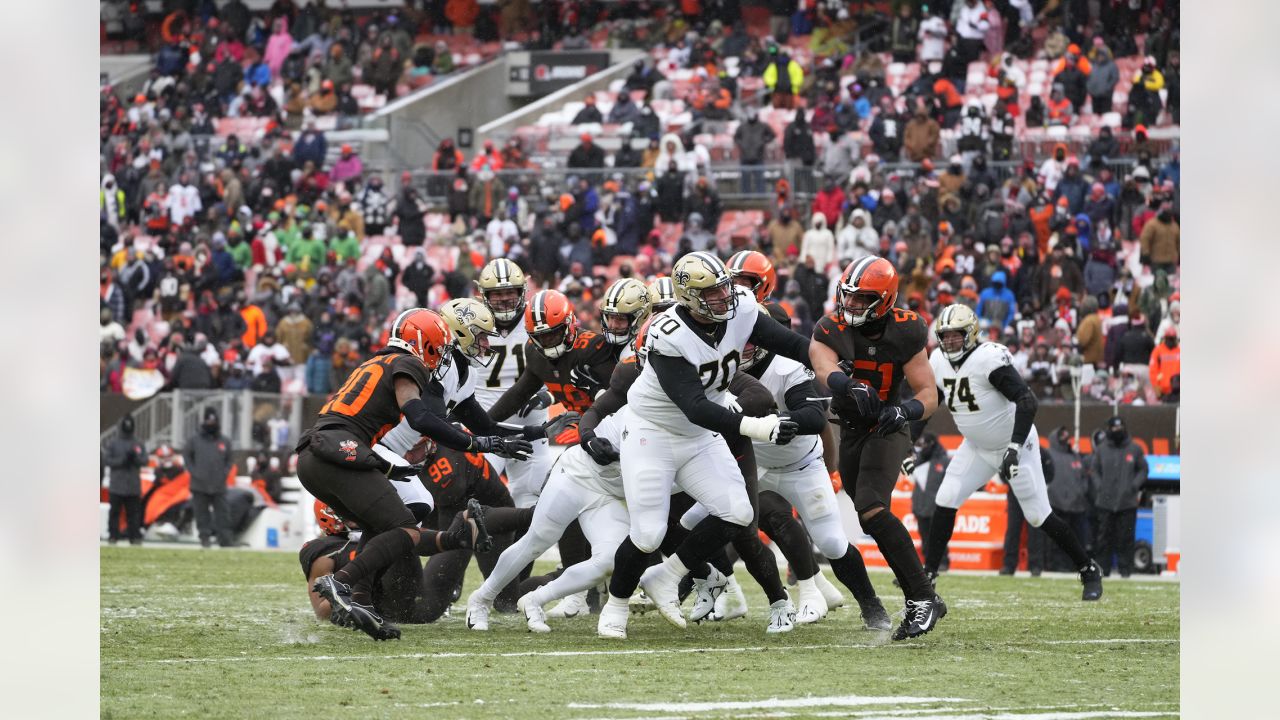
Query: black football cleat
xmin=314 ymin=574 xmax=354 ymax=617
xmin=892 ymin=595 xmax=947 ymax=641
xmin=1080 ymin=561 xmax=1104 ymax=601
xmin=347 ymin=602 xmax=401 ymax=641
xmin=467 ymin=499 xmax=493 ymax=553
xmin=857 ymin=597 xmax=893 ymax=631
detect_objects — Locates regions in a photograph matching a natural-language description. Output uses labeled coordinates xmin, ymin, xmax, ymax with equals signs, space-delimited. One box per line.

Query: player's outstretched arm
xmin=650 ymin=353 xmax=796 ymax=444
xmin=580 ymin=361 xmax=639 ymax=435
xmin=781 ymin=378 xmax=829 ymax=435
xmin=988 ymin=364 xmax=1039 ymax=446
xmin=750 ymin=311 xmax=812 ymax=367
xmin=809 ymin=337 xmax=846 ymax=394
xmin=396 ymin=377 xmax=530 ymax=458
xmin=485 ymin=367 xmax=545 ymax=423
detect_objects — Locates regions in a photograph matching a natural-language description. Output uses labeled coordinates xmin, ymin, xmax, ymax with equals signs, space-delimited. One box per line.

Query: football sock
xmin=336 ymin=527 xmax=415 ymax=591
xmin=674 ymin=516 xmax=739 ymax=571
xmin=923 ymin=506 xmax=958 ymax=574
xmin=608 ymin=537 xmax=656 ymax=599
xmin=759 ymin=497 xmax=818 ymax=581
xmin=731 ymin=527 xmax=788 ymax=604
xmin=476 ymin=506 xmax=535 ymax=536
xmin=862 ymin=509 xmax=934 ymax=601
xmin=1038 ymin=511 xmax=1093 ymax=568
xmin=558 ymin=519 xmax=592 ymax=567
xmin=829 ymin=545 xmax=877 ymax=601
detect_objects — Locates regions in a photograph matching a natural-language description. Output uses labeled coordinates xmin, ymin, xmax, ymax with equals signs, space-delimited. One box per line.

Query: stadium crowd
xmin=100 ymin=1 xmax=1180 ymax=415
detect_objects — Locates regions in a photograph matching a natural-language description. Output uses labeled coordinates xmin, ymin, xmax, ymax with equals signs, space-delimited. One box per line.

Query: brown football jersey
xmin=813 ymin=308 xmax=928 ymax=432
xmin=313 ymin=349 xmax=431 ymax=445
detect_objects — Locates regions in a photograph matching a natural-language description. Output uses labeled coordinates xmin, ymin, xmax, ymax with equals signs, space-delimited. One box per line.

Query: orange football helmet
xmin=727 ymin=250 xmax=777 ymax=303
xmin=836 ymin=257 xmax=898 ymax=326
xmin=525 ymin=290 xmax=579 ymax=359
xmin=387 ymin=308 xmax=453 ymax=375
xmin=314 ymin=500 xmax=348 ymax=536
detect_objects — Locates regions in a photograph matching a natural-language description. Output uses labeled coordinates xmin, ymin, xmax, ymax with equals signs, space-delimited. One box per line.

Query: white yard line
xmin=568 ymin=696 xmax=966 ymax=713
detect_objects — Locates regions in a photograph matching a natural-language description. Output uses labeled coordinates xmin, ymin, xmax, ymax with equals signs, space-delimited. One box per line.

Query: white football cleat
xmin=628 ymin=589 xmax=656 ymax=615
xmin=766 ymin=597 xmax=797 ymax=634
xmin=518 ymin=593 xmax=550 ymax=633
xmin=597 ymin=597 xmax=629 ymax=639
xmin=814 ymin=569 xmax=846 ymax=609
xmin=639 ymin=562 xmax=688 ymax=629
xmin=689 ymin=566 xmax=728 ymax=623
xmin=546 ymin=590 xmax=588 ymax=619
xmin=713 ymin=574 xmax=749 ymax=621
xmin=795 ymin=577 xmax=828 ymax=624
xmin=465 ymin=591 xmax=490 ymax=631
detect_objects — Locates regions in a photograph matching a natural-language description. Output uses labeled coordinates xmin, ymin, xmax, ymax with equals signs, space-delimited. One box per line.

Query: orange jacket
xmin=1052 ymin=55 xmax=1092 ymax=77
xmin=1028 ymin=204 xmax=1054 ymax=255
xmin=241 ymin=304 xmax=268 ymax=348
xmin=1047 ymin=97 xmax=1073 ymax=123
xmin=1149 ymin=343 xmax=1180 ymax=397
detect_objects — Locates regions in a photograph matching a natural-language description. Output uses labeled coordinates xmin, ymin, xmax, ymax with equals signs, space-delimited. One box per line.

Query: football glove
xmin=579 ymin=430 xmax=620 ymax=466
xmin=875 ymin=405 xmax=909 ymax=437
xmin=543 ymin=412 xmax=581 ymax=445
xmin=568 ymin=366 xmax=603 ymax=395
xmin=998 ymin=444 xmax=1020 ymax=483
xmin=739 ymin=414 xmax=800 ymax=445
xmin=901 ymin=453 xmax=918 ymax=476
xmin=471 ymin=435 xmax=534 ymax=460
xmin=847 ymin=383 xmax=883 ymax=419
xmin=385 ymin=462 xmax=425 ymax=481
xmin=517 ymin=388 xmax=554 ymax=418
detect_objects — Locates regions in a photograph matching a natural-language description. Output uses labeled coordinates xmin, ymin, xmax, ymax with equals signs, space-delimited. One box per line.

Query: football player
xmin=923 ymin=305 xmax=1104 ymax=601
xmin=475 ymin=259 xmax=556 ymax=507
xmin=725 ymin=250 xmax=854 ymax=616
xmin=300 ymin=308 xmax=532 ymax=640
xmin=601 ymin=278 xmax=653 ymax=360
xmin=300 ymin=502 xmax=359 ymax=621
xmin=740 ymin=302 xmax=892 ymax=630
xmin=810 ymin=258 xmax=946 ymax=641
xmin=598 ymin=251 xmax=815 ymax=639
xmin=648 ymin=276 xmax=677 ymax=313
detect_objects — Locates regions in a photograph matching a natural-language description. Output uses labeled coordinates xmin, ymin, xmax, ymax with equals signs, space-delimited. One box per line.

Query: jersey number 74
xmin=942 ymin=377 xmax=980 ymax=412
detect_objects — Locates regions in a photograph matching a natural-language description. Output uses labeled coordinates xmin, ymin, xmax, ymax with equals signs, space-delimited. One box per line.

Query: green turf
xmin=101 ymin=546 xmax=1179 ymax=720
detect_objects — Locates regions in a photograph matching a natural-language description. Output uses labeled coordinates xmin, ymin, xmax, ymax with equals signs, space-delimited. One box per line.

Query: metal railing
xmin=403 ymin=156 xmax=1144 ymax=207
xmin=100 ymin=390 xmax=306 ymax=454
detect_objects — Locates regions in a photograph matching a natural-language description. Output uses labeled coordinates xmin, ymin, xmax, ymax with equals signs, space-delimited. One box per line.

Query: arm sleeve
xmin=749 ymin=312 xmax=811 ymax=367
xmin=649 ymin=353 xmax=742 ymax=436
xmin=402 ymin=397 xmax=477 ymax=452
xmin=988 ymin=364 xmax=1038 ymax=445
xmin=448 ymin=396 xmax=507 ymax=436
xmin=580 ymin=362 xmax=638 ymax=435
xmin=1041 ymin=449 xmax=1055 ymax=483
xmin=781 ymin=379 xmax=827 ymax=435
xmin=485 ymin=367 xmax=544 ymax=422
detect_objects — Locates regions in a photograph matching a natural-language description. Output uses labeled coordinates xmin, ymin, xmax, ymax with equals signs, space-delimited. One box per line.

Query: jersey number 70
xmin=942 ymin=377 xmax=980 ymax=412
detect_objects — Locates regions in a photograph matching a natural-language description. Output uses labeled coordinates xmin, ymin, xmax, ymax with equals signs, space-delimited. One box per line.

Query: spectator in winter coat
xmin=1045 ymin=427 xmax=1091 ymax=572
xmin=185 ymin=407 xmax=235 ymax=547
xmin=767 ymin=208 xmax=805 ymax=267
xmin=1086 ymin=45 xmax=1119 ymax=114
xmin=1053 ymin=158 xmax=1087 ymax=215
xmin=810 ymin=176 xmax=846 ymax=229
xmin=976 ymin=270 xmax=1017 ymax=329
xmin=1089 ymin=417 xmax=1148 ymax=577
xmin=1148 ymin=326 xmax=1180 ymax=401
xmin=292 ymin=121 xmax=327 ymax=168
xmin=799 ymin=213 xmax=836 ymax=273
xmin=103 ymin=415 xmax=146 ymax=544
xmin=567 ymin=133 xmax=606 ymax=170
xmin=1076 ymin=296 xmax=1105 ymax=366
xmin=571 ymin=94 xmax=603 ymax=125
xmin=1034 ymin=244 xmax=1084 ymax=309
xmin=903 ymin=104 xmax=940 ymax=162
xmin=868 ymin=96 xmax=906 ymax=159
xmin=401 ymin=249 xmax=435 ymax=308
xmin=607 ymin=92 xmax=641 ymax=125
xmin=1139 ymin=204 xmax=1180 ymax=274
xmin=1082 ymin=183 xmax=1114 ymax=227
xmin=762 ymin=45 xmax=804 ymax=108
xmin=836 ymin=208 xmax=878 ymax=264
xmin=783 ymin=110 xmax=817 ymax=168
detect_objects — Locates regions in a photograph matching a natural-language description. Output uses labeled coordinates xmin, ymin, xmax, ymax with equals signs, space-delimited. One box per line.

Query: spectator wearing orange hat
xmin=1034 ymin=243 xmax=1084 ymax=310
xmin=567 ymin=132 xmax=605 ymax=171
xmin=1052 ymin=43 xmax=1091 ymax=110
xmin=310 ymin=79 xmax=338 ymax=114
xmin=330 ymin=144 xmax=363 ymax=184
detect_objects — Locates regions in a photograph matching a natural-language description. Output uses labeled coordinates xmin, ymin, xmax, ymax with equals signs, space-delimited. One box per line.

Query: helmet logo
xmin=673 ymin=268 xmax=691 ymax=286
xmin=456 ymin=305 xmax=476 ymax=323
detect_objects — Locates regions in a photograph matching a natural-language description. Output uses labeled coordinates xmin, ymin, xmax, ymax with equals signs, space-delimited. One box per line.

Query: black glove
xmin=848 ymin=383 xmax=883 ymax=419
xmin=774 ymin=414 xmax=800 ymax=445
xmin=385 ymin=462 xmax=425 ymax=481
xmin=579 ymin=430 xmax=620 ymax=466
xmin=541 ymin=411 xmax=581 ymax=441
xmin=998 ymin=445 xmax=1020 ymax=483
xmin=569 ymin=365 xmax=602 ymax=395
xmin=875 ymin=405 xmax=909 ymax=437
xmin=471 ymin=435 xmax=534 ymax=460
xmin=517 ymin=388 xmax=553 ymax=418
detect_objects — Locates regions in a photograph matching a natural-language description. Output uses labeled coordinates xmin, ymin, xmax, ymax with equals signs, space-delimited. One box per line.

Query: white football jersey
xmin=473 ymin=321 xmax=535 ymax=419
xmin=378 ymin=349 xmax=476 ymax=457
xmin=555 ymin=410 xmax=625 ymax=498
xmin=627 ymin=288 xmax=758 ymax=437
xmin=930 ymin=342 xmax=1018 ymax=452
xmin=750 ymin=356 xmax=824 ymax=472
